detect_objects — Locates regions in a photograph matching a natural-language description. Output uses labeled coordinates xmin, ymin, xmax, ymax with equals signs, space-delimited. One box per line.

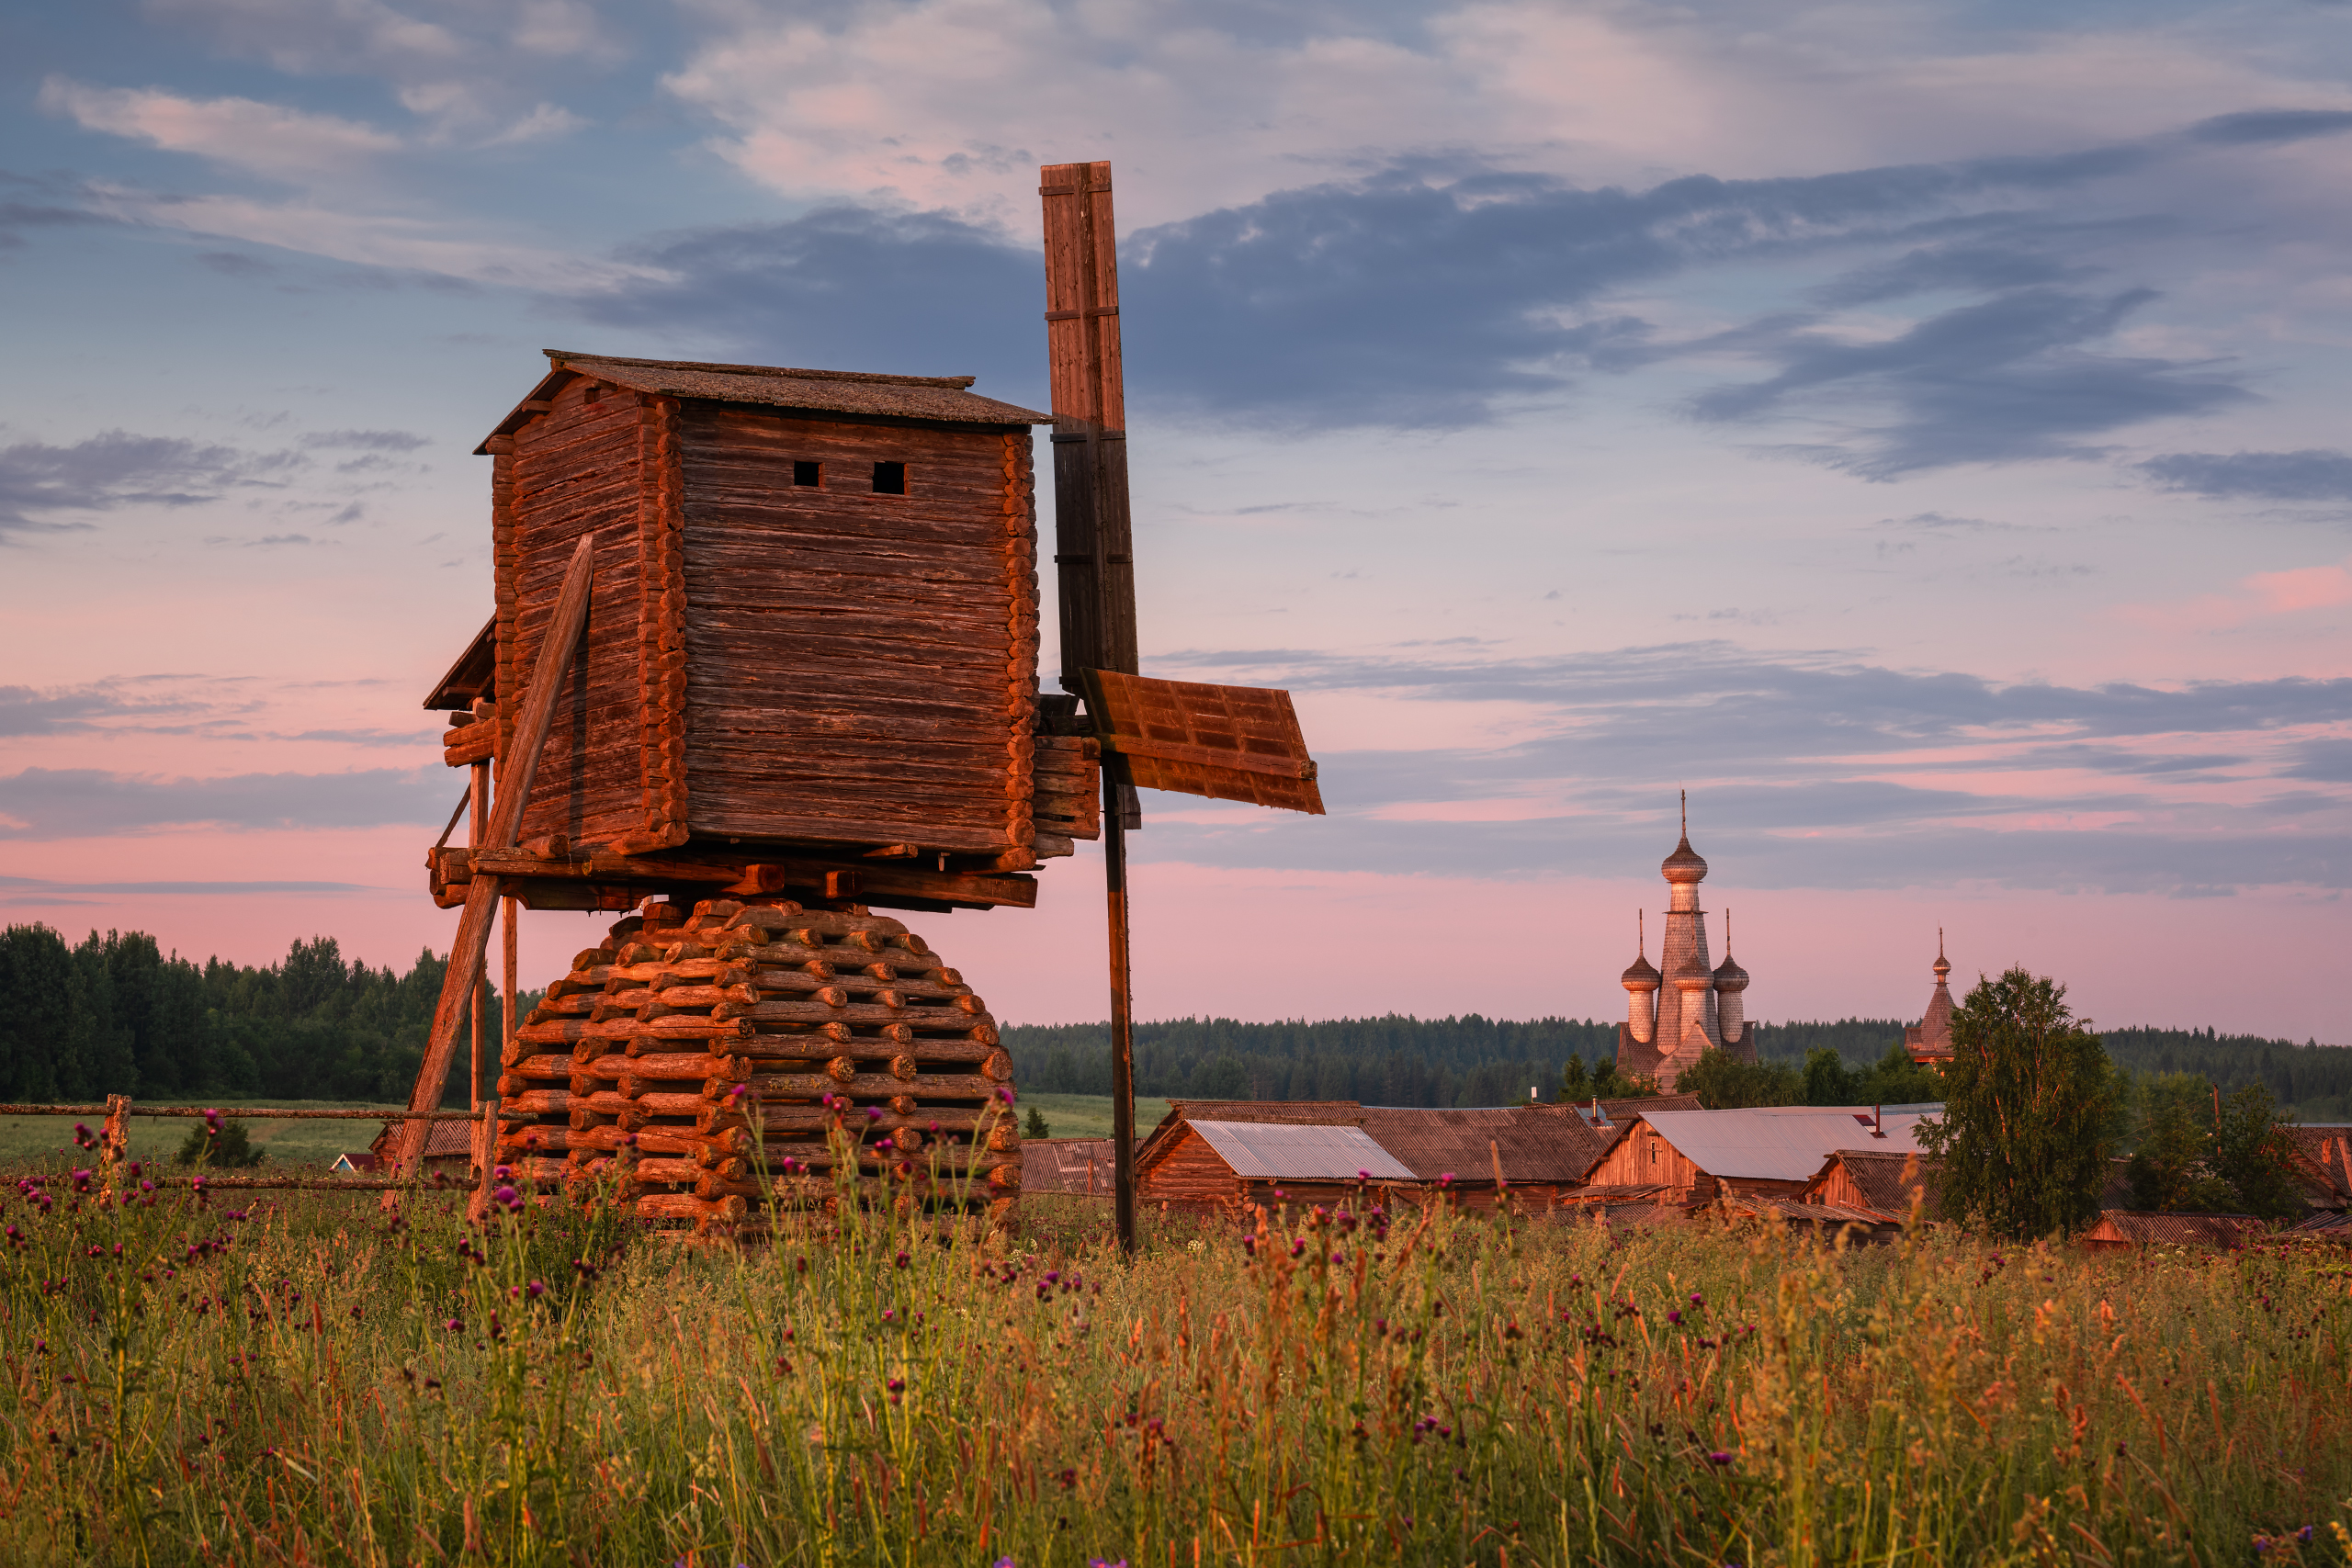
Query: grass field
xmin=0 ymin=1097 xmax=405 ymax=1168
xmin=1013 ymin=1091 xmax=1171 ymax=1139
xmin=0 ymin=1134 xmax=2346 ymax=1566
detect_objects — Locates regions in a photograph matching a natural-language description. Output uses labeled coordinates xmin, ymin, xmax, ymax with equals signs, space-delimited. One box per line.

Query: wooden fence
xmin=0 ymin=1095 xmax=503 ymax=1198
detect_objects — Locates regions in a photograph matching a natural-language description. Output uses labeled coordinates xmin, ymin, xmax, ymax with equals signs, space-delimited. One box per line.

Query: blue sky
xmin=2 ymin=0 xmax=2347 ymax=1038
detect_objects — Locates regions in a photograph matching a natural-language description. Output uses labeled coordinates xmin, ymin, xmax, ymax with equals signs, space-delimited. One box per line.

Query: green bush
xmin=174 ymin=1117 xmax=265 ymax=1168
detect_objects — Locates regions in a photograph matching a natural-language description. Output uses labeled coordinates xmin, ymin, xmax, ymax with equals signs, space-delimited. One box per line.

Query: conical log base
xmin=493 ymin=897 xmax=1020 ymax=1229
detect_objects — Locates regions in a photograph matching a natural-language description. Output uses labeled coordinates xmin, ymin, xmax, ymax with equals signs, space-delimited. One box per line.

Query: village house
xmin=366 ymin=1119 xmax=476 ymax=1179
xmin=1131 ymin=1098 xmax=1667 ymax=1216
xmin=1577 ymin=1104 xmax=1941 ymax=1206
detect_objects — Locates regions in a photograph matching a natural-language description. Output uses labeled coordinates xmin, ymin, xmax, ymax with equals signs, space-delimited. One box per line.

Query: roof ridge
xmin=545 ymin=349 xmax=977 ymax=389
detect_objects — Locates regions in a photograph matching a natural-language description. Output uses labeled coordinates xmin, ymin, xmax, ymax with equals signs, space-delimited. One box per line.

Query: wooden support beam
xmin=394 ymin=533 xmax=598 ymax=1182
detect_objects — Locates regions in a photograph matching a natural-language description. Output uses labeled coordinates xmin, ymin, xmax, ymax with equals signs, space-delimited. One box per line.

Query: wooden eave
xmin=423 ymin=615 xmax=496 ymax=709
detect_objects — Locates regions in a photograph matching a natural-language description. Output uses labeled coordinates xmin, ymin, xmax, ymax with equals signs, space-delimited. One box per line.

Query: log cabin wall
xmin=678 ymin=408 xmax=1039 ymax=855
xmin=1582 ymin=1121 xmax=1704 ymax=1201
xmin=500 ymin=375 xmax=661 ymax=849
xmin=1136 ymin=1125 xmax=1246 ymax=1213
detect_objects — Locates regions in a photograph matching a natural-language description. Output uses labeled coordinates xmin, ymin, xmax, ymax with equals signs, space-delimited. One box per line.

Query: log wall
xmin=678 ymin=410 xmax=1038 ymax=853
xmin=1581 ymin=1121 xmax=1705 ymax=1201
xmin=503 ymin=377 xmax=664 ymax=849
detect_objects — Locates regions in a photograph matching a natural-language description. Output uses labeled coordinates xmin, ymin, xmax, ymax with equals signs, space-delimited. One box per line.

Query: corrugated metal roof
xmin=1641 ymin=1107 xmax=1941 ymax=1181
xmin=1190 ymin=1121 xmax=1416 ymax=1182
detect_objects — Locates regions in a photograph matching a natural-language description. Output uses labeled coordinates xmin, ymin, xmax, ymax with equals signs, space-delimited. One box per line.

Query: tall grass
xmin=1 ymin=1149 xmax=2346 ymax=1566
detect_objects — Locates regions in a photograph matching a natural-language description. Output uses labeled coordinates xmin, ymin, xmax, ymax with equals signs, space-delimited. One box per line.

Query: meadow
xmin=0 ymin=1136 xmax=2345 ymax=1567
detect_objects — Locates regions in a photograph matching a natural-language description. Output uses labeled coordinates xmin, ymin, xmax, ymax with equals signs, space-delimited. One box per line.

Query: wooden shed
xmin=1354 ymin=1106 xmax=1611 ymax=1213
xmin=429 ymin=350 xmax=1093 ymax=916
xmin=1800 ymin=1148 xmax=1940 ymax=1223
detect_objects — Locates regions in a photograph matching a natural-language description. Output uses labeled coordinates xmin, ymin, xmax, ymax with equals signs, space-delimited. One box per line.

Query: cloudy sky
xmin=3 ymin=0 xmax=2346 ymax=1041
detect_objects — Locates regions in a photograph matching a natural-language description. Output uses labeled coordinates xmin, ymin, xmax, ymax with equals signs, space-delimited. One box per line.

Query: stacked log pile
xmin=493 ymin=897 xmax=1021 ymax=1228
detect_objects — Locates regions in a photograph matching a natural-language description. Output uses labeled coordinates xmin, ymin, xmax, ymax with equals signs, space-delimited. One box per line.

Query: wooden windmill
xmin=396 ymin=158 xmax=1322 ymax=1243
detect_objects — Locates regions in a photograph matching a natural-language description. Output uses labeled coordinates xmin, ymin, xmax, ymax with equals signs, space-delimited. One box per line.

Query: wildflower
xmin=866 ymin=1107 xmax=884 ymax=1121
xmin=1438 ymin=1172 xmax=1454 ymax=1188
xmin=886 ymin=1377 xmax=905 ymax=1404
xmin=1690 ymin=1292 xmax=1703 ymax=1305
xmin=999 ymin=1088 xmax=1015 ymax=1103
xmin=493 ymin=1166 xmax=512 ymax=1181
xmin=492 ymin=1185 xmax=522 ymax=1212
xmin=994 ymin=1559 xmax=1015 ymax=1567
xmin=1668 ymin=1311 xmax=1683 ymax=1325
xmin=445 ymin=1318 xmax=463 ymax=1332
xmin=1057 ymin=1468 xmax=1077 ymax=1489
xmin=1708 ymin=1451 xmax=1733 ymax=1465
xmin=729 ymin=1084 xmax=749 ymax=1100
xmin=1357 ymin=1168 xmax=1371 ymax=1179
xmin=1290 ymin=1239 xmax=1306 ymax=1258
xmin=526 ymin=1280 xmax=547 ymax=1299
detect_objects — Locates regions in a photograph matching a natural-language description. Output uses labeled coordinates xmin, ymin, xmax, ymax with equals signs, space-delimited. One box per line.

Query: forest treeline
xmin=1003 ymin=1014 xmax=2352 ymax=1118
xmin=4 ymin=923 xmax=2344 ymax=1118
xmin=0 ymin=924 xmax=528 ymax=1106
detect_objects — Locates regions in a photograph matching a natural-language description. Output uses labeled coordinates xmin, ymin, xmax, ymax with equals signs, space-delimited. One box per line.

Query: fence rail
xmin=0 ymin=1105 xmax=483 ymax=1121
xmin=3 ymin=1095 xmax=501 ymax=1201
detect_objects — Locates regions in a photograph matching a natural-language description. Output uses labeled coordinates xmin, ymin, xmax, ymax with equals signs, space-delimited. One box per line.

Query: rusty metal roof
xmin=478 ymin=352 xmax=1050 ymax=449
xmin=1189 ymin=1121 xmax=1416 ymax=1182
xmin=1355 ymin=1106 xmax=1606 ymax=1184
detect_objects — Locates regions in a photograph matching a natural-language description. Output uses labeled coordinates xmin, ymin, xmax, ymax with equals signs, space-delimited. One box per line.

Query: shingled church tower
xmin=1616 ymin=795 xmax=1757 ymax=1090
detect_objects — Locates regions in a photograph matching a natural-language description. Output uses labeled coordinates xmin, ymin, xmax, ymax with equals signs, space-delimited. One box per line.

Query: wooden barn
xmin=1132 ymin=1100 xmax=1647 ymax=1216
xmin=1354 ymin=1106 xmax=1616 ymax=1213
xmin=1135 ymin=1101 xmax=1408 ymax=1213
xmin=1578 ymin=1105 xmax=1940 ymax=1205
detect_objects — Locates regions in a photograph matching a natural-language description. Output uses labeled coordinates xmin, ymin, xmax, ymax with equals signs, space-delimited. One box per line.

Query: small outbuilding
xmin=368 ymin=1119 xmax=476 ymax=1179
xmin=1021 ymin=1137 xmax=1119 ymax=1198
xmin=1801 ymin=1147 xmax=1941 ymax=1223
xmin=1136 ymin=1112 xmax=1415 ymax=1212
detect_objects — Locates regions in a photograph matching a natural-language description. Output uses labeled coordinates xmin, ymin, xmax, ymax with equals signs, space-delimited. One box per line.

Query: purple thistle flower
xmin=526 ymin=1280 xmax=547 ymax=1298
xmin=1438 ymin=1172 xmax=1454 ymax=1187
xmin=1668 ymin=1311 xmax=1683 ymax=1325
xmin=1709 ymin=1450 xmax=1734 ymax=1465
xmin=866 ymin=1107 xmax=883 ymax=1121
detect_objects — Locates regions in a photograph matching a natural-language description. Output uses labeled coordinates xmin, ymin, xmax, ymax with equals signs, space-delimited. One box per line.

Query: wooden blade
xmin=1078 ymin=670 xmax=1325 ymax=815
xmin=1040 ymin=160 xmax=1137 ymax=685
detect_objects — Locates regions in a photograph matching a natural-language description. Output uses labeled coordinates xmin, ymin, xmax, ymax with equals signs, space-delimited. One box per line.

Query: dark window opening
xmin=582 ymin=385 xmax=603 ymax=404
xmin=793 ymin=460 xmax=820 ymax=487
xmin=872 ymin=461 xmax=906 ymax=495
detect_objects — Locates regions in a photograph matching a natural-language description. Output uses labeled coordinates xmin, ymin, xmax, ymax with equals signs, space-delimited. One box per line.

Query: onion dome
xmin=1713 ymin=952 xmax=1749 ymax=993
xmin=1932 ymin=928 xmax=1951 ymax=980
xmin=1661 ymin=833 xmax=1708 ymax=884
xmin=1668 ymin=948 xmax=1713 ymax=991
xmin=1621 ymin=953 xmax=1661 ymax=991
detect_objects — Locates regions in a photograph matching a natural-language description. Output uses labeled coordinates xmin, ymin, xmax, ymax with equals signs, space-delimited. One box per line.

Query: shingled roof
xmin=478 ymin=351 xmax=1051 ymax=449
